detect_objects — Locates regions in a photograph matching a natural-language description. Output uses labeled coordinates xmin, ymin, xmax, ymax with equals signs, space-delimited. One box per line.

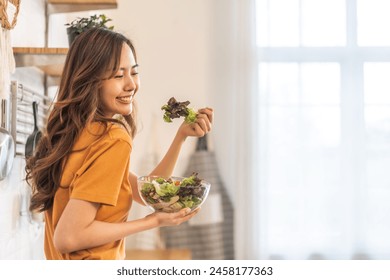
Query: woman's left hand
xmin=178 ymin=107 xmax=214 ymax=138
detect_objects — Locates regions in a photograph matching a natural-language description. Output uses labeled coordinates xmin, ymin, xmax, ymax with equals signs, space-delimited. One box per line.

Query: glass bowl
xmin=137 ymin=175 xmax=211 ymax=213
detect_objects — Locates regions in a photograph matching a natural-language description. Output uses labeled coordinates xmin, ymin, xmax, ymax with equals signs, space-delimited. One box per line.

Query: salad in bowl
xmin=138 ymin=173 xmax=210 ymax=213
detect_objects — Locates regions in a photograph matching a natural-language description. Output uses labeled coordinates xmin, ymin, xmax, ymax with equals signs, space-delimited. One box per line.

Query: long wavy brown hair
xmin=26 ymin=28 xmax=138 ymax=212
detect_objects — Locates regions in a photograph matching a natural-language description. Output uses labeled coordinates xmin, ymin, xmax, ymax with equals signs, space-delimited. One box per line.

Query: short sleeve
xmin=70 ymin=139 xmax=131 ymax=206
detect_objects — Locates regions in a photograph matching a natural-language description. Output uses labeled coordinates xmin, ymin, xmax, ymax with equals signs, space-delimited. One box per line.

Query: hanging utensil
xmin=0 ymin=98 xmax=15 ymax=180
xmin=25 ymin=101 xmax=42 ymax=158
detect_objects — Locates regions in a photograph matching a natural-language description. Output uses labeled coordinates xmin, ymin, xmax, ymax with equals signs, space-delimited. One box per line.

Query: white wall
xmin=45 ymin=0 xmax=215 ymax=179
xmin=11 ymin=0 xmax=46 ymax=46
xmin=102 ymin=0 xmax=214 ymax=178
xmin=7 ymin=0 xmax=236 ymax=254
xmin=11 ymin=0 xmax=233 ymax=192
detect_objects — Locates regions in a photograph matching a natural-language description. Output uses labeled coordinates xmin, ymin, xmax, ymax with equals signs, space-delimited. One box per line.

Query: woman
xmin=26 ymin=28 xmax=213 ymax=260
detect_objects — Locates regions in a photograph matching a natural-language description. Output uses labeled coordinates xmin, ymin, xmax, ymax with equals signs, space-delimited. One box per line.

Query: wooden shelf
xmin=47 ymin=0 xmax=118 ymax=14
xmin=13 ymin=47 xmax=68 ymax=77
xmin=37 ymin=64 xmax=64 ymax=77
xmin=13 ymin=47 xmax=68 ymax=55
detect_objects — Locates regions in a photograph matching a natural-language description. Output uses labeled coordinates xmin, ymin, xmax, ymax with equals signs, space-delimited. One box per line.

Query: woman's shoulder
xmin=75 ymin=121 xmax=132 ymax=150
xmin=107 ymin=122 xmax=132 ymax=145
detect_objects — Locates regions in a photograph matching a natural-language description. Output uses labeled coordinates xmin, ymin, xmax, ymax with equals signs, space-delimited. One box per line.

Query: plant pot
xmin=66 ymin=27 xmax=79 ymax=46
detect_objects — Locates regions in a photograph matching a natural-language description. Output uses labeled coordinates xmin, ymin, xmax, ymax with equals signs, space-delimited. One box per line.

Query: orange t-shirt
xmin=44 ymin=122 xmax=133 ymax=260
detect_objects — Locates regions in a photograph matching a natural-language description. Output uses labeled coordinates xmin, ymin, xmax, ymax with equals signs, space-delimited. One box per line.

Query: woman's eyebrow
xmin=119 ymin=64 xmax=139 ymax=71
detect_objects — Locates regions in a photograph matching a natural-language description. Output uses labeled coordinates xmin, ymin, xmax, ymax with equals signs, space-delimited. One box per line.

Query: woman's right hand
xmin=146 ymin=208 xmax=200 ymax=227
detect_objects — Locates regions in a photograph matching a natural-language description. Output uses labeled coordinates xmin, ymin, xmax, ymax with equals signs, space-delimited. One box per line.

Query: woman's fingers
xmin=198 ymin=107 xmax=214 ymax=124
xmin=196 ymin=114 xmax=212 ymax=132
xmin=171 ymin=207 xmax=201 ymax=225
xmin=177 ymin=208 xmax=200 ymax=223
xmin=193 ymin=107 xmax=213 ymax=134
xmin=153 ymin=207 xmax=201 ymax=227
xmin=177 ymin=107 xmax=214 ymax=138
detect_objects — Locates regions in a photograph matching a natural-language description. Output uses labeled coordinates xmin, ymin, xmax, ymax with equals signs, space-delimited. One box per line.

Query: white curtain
xmin=231 ymin=0 xmax=260 ymax=260
xmin=210 ymin=0 xmax=259 ymax=259
xmin=213 ymin=0 xmax=390 ymax=260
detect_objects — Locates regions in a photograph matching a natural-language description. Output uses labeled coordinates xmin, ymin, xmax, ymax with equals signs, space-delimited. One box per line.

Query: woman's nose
xmin=125 ymin=75 xmax=136 ymax=92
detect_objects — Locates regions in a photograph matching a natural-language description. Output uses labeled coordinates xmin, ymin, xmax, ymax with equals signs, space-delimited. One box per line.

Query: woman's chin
xmin=119 ymin=105 xmax=133 ymax=116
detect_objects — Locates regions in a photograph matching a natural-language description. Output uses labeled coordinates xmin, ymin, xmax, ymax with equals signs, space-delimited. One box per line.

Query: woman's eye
xmin=131 ymin=72 xmax=139 ymax=76
xmin=114 ymin=75 xmax=124 ymax=79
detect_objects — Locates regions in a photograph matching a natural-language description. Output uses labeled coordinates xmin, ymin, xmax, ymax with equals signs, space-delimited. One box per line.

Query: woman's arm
xmin=54 ymin=198 xmax=198 ymax=254
xmin=129 ymin=108 xmax=213 ymax=204
xmin=55 ymin=108 xmax=213 ymax=253
xmin=129 ymin=126 xmax=188 ymax=204
xmin=129 ymin=171 xmax=144 ymax=205
xmin=150 ymin=107 xmax=213 ymax=177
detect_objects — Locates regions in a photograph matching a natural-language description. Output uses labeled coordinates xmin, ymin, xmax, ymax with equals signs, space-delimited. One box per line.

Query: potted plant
xmin=65 ymin=14 xmax=114 ymax=45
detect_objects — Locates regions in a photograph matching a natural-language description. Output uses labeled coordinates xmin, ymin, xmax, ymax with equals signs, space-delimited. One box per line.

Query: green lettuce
xmin=154 ymin=181 xmax=180 ymax=196
xmin=184 ymin=108 xmax=197 ymax=124
xmin=180 ymin=174 xmax=197 ymax=187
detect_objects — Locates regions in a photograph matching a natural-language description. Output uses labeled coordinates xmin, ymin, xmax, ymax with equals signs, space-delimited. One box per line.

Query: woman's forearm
xmin=54 ymin=216 xmax=158 ymax=254
xmin=128 ymin=131 xmax=187 ymax=205
xmin=54 ymin=203 xmax=196 ymax=254
xmin=149 ymin=132 xmax=187 ymax=177
xmin=148 ymin=107 xmax=213 ymax=177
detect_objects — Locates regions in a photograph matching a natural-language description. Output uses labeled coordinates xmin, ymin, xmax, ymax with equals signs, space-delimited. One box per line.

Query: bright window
xmin=256 ymin=0 xmax=390 ymax=259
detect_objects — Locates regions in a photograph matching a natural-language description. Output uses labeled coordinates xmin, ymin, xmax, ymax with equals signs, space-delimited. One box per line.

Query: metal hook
xmin=19 ymin=84 xmax=25 ymax=103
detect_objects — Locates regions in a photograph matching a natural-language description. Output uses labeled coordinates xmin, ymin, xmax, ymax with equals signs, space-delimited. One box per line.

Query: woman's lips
xmin=116 ymin=95 xmax=133 ymax=104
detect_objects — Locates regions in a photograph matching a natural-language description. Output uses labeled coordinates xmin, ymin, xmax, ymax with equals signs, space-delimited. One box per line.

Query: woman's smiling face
xmin=100 ymin=43 xmax=140 ymax=117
